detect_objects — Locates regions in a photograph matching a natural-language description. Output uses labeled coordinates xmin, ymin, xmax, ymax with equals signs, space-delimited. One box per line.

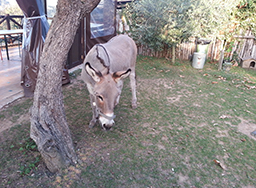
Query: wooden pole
xmin=218 ymin=40 xmax=226 ymax=71
xmin=6 ymin=14 xmax=11 ymax=30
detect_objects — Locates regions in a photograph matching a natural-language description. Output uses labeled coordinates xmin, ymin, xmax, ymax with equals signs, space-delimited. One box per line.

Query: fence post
xmin=218 ymin=50 xmax=224 ymax=71
xmin=6 ymin=14 xmax=11 ymax=30
xmin=218 ymin=40 xmax=226 ymax=71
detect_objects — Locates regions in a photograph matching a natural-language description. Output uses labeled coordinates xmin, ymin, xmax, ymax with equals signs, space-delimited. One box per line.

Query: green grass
xmin=0 ymin=98 xmax=32 ymax=123
xmin=0 ymin=56 xmax=256 ymax=187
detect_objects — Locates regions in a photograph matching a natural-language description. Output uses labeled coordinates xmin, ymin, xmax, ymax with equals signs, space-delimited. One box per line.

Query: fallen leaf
xmin=55 ymin=176 xmax=62 ymax=183
xmin=233 ymin=62 xmax=238 ymax=66
xmin=217 ymin=76 xmax=226 ymax=80
xmin=213 ymin=159 xmax=225 ymax=170
xmin=219 ymin=115 xmax=228 ymax=119
xmin=244 ymin=84 xmax=256 ymax=89
xmin=246 ymin=80 xmax=255 ymax=84
xmin=245 ymin=110 xmax=252 ymax=114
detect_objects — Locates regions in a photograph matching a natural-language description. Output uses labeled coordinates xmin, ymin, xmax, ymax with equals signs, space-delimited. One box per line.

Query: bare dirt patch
xmin=0 ymin=113 xmax=30 ymax=133
xmin=237 ymin=118 xmax=256 ymax=141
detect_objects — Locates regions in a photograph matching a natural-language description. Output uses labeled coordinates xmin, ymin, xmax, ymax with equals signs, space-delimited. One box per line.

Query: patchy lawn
xmin=1 ymin=56 xmax=256 ymax=187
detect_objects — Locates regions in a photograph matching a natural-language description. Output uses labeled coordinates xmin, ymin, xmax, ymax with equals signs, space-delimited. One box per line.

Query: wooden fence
xmin=137 ymin=38 xmax=223 ymax=62
xmin=0 ymin=14 xmax=23 ymax=46
xmin=0 ymin=14 xmax=23 ymax=30
xmin=233 ymin=30 xmax=256 ymax=61
xmin=137 ymin=36 xmax=255 ymax=64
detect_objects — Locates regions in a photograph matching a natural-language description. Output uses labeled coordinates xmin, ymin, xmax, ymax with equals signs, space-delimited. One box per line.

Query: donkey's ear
xmin=85 ymin=62 xmax=102 ymax=82
xmin=113 ymin=69 xmax=131 ymax=82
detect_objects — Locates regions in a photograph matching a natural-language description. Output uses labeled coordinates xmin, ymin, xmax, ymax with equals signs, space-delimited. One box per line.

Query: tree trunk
xmin=172 ymin=45 xmax=176 ymax=64
xmin=218 ymin=50 xmax=224 ymax=71
xmin=30 ymin=0 xmax=100 ymax=173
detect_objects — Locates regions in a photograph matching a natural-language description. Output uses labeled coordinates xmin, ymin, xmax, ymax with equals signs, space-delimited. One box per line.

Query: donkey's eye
xmin=97 ymin=95 xmax=103 ymax=102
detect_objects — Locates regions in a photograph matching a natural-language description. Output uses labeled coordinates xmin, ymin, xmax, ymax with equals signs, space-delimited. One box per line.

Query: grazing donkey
xmin=81 ymin=35 xmax=137 ymax=130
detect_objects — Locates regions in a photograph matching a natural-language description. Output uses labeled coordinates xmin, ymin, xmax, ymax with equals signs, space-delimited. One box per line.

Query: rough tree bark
xmin=30 ymin=0 xmax=100 ymax=173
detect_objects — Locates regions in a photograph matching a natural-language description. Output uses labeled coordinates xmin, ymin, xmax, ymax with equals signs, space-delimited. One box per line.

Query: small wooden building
xmin=242 ymin=58 xmax=256 ymax=70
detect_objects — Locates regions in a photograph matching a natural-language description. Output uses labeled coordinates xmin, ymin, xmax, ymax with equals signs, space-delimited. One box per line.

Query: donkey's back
xmin=103 ymin=34 xmax=137 ymax=73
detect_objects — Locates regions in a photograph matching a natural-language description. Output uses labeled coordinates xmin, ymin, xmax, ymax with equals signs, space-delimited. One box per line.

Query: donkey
xmin=81 ymin=35 xmax=137 ymax=130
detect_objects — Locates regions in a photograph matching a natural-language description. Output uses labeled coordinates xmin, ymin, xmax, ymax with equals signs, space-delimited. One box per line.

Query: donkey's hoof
xmin=89 ymin=119 xmax=97 ymax=128
xmin=132 ymin=103 xmax=137 ymax=109
xmin=89 ymin=124 xmax=94 ymax=128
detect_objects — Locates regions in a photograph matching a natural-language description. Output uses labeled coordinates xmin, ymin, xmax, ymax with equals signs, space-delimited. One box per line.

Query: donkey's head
xmin=85 ymin=62 xmax=131 ymax=130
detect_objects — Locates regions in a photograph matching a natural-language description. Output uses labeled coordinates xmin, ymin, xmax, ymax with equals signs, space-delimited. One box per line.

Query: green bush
xmin=123 ymin=0 xmax=240 ymax=52
xmin=232 ymin=0 xmax=256 ymax=34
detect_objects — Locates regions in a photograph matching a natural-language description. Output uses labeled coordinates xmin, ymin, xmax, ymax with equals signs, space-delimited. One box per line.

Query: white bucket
xmin=197 ymin=44 xmax=209 ymax=54
xmin=192 ymin=52 xmax=206 ymax=69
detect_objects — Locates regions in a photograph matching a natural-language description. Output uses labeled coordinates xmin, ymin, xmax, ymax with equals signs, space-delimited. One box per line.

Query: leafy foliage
xmin=17 ymin=137 xmax=39 ymax=175
xmin=0 ymin=2 xmax=23 ymax=30
xmin=232 ymin=0 xmax=256 ymax=34
xmin=124 ymin=0 xmax=194 ymax=51
xmin=124 ymin=0 xmax=240 ymax=51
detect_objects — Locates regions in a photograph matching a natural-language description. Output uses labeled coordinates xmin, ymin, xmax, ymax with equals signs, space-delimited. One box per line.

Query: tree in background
xmin=214 ymin=0 xmax=256 ymax=67
xmin=232 ymin=0 xmax=256 ymax=34
xmin=0 ymin=0 xmax=9 ymax=7
xmin=124 ymin=0 xmax=240 ymax=63
xmin=0 ymin=1 xmax=23 ymax=30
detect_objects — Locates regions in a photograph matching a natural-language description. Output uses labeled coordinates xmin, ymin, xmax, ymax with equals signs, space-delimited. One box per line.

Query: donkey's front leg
xmin=89 ymin=94 xmax=99 ymax=128
xmin=115 ymin=80 xmax=124 ymax=106
xmin=130 ymin=71 xmax=137 ymax=109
